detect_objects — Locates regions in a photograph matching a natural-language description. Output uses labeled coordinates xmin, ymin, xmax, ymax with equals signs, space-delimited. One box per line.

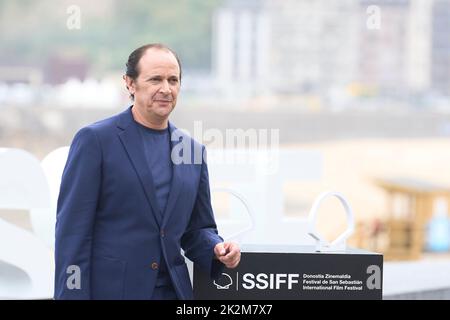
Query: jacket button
xmin=151 ymin=262 xmax=158 ymax=270
xmin=160 ymin=230 xmax=165 ymax=237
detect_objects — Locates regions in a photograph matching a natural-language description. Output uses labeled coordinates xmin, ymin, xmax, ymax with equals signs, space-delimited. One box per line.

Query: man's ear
xmin=123 ymin=75 xmax=135 ymax=95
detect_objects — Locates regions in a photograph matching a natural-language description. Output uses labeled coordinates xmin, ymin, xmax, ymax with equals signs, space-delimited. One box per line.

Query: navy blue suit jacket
xmin=54 ymin=107 xmax=223 ymax=299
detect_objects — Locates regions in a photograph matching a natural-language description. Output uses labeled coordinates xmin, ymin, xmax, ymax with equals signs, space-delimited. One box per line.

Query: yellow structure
xmin=375 ymin=178 xmax=450 ymax=261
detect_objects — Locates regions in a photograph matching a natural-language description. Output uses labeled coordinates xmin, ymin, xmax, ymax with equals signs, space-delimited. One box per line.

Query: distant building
xmin=431 ymin=0 xmax=450 ymax=95
xmin=267 ymin=0 xmax=359 ymax=94
xmin=212 ymin=0 xmax=448 ymax=104
xmin=358 ymin=0 xmax=411 ymax=95
xmin=44 ymin=53 xmax=89 ymax=85
xmin=213 ymin=0 xmax=359 ymax=97
xmin=405 ymin=0 xmax=433 ymax=93
xmin=0 ymin=65 xmax=43 ymax=85
xmin=212 ymin=0 xmax=268 ymax=97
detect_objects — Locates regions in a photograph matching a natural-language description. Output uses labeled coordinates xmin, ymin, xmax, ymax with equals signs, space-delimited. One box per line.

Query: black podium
xmin=193 ymin=244 xmax=383 ymax=300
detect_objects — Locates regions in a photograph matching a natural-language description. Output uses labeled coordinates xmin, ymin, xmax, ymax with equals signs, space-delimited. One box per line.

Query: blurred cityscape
xmin=0 ymin=0 xmax=449 ymax=112
xmin=1 ymin=0 xmax=450 ymax=267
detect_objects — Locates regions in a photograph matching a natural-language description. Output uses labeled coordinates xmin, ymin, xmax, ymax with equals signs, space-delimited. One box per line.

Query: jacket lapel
xmin=116 ymin=107 xmax=163 ymax=226
xmin=162 ymin=122 xmax=185 ymax=227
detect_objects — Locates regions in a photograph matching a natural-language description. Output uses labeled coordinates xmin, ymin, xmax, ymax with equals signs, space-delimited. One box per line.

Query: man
xmin=54 ymin=43 xmax=241 ymax=300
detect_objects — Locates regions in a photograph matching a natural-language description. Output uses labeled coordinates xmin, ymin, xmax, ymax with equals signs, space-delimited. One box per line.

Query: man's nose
xmin=159 ymin=80 xmax=171 ymax=93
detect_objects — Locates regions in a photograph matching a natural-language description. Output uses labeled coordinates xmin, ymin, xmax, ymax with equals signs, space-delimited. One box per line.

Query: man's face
xmin=126 ymin=48 xmax=181 ymax=122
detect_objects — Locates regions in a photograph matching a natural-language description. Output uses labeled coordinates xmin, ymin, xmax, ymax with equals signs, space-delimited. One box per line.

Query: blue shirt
xmin=136 ymin=121 xmax=173 ymax=287
xmin=137 ymin=122 xmax=173 ymax=215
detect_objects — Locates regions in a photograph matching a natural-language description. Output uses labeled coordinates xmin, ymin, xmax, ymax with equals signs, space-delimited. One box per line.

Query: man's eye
xmin=170 ymin=78 xmax=179 ymax=83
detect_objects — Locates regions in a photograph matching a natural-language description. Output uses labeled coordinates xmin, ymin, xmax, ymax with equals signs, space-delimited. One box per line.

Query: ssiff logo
xmin=213 ymin=273 xmax=233 ymax=289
